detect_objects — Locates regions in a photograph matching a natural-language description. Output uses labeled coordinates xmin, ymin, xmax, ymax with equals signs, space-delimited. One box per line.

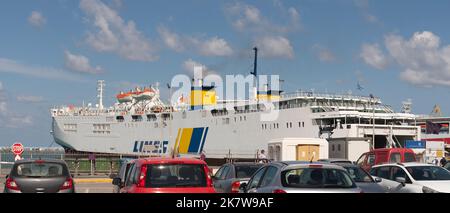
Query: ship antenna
xmin=97 ymin=80 xmax=105 ymax=110
xmin=250 ymin=47 xmax=258 ymax=101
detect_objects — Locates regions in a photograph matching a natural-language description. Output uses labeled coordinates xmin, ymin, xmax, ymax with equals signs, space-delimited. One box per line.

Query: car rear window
xmin=235 ymin=165 xmax=263 ymax=178
xmin=145 ymin=164 xmax=207 ymax=188
xmin=14 ymin=162 xmax=67 ymax=177
xmin=281 ymin=168 xmax=356 ymax=188
xmin=404 ymin=152 xmax=416 ymax=162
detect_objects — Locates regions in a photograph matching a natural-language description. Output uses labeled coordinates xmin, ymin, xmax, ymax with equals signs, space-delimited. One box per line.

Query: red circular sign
xmin=11 ymin=143 xmax=24 ymax=155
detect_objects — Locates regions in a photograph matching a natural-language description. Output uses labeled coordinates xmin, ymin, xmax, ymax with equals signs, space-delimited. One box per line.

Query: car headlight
xmin=422 ymin=186 xmax=440 ymax=193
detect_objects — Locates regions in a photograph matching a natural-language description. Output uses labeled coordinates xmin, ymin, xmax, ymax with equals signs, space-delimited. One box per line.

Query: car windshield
xmin=145 ymin=164 xmax=207 ymax=188
xmin=342 ymin=166 xmax=373 ymax=183
xmin=15 ymin=162 xmax=65 ymax=177
xmin=406 ymin=166 xmax=450 ymax=181
xmin=445 ymin=163 xmax=450 ymax=171
xmin=281 ymin=168 xmax=356 ymax=188
xmin=235 ymin=165 xmax=263 ymax=178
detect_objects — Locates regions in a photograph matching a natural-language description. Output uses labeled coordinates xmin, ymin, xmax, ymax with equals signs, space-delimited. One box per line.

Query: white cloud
xmin=254 ymin=36 xmax=294 ymax=59
xmin=0 ymin=57 xmax=85 ymax=82
xmin=353 ymin=0 xmax=379 ymax=24
xmin=360 ymin=43 xmax=389 ymax=70
xmin=0 ymin=83 xmax=33 ymax=128
xmin=158 ymin=26 xmax=233 ymax=56
xmin=313 ymin=44 xmax=336 ymax=62
xmin=182 ymin=59 xmax=217 ymax=76
xmin=157 ymin=26 xmax=185 ymax=52
xmin=80 ymin=0 xmax=158 ymax=62
xmin=385 ymin=31 xmax=450 ymax=87
xmin=16 ymin=96 xmax=44 ymax=103
xmin=28 ymin=11 xmax=46 ymax=28
xmin=198 ymin=37 xmax=233 ymax=57
xmin=64 ymin=51 xmax=103 ymax=74
xmin=225 ymin=2 xmax=300 ymax=34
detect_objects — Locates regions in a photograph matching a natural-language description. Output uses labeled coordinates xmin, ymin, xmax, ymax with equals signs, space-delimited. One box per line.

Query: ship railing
xmin=281 ymin=91 xmax=381 ymax=103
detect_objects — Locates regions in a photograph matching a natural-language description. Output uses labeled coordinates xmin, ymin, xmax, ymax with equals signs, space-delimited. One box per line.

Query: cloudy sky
xmin=1 ymin=0 xmax=450 ymax=147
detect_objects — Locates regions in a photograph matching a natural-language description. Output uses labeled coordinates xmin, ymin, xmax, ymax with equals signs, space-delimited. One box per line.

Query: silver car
xmin=241 ymin=161 xmax=362 ymax=193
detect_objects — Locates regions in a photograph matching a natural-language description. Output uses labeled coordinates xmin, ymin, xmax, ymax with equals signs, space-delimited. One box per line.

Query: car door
xmin=213 ymin=165 xmax=230 ymax=193
xmin=255 ymin=166 xmax=279 ymax=193
xmin=356 ymin=153 xmax=368 ymax=171
xmin=371 ymin=166 xmax=404 ymax=193
xmin=389 ymin=166 xmax=420 ymax=193
xmin=246 ymin=167 xmax=268 ymax=193
xmin=120 ymin=163 xmax=136 ymax=193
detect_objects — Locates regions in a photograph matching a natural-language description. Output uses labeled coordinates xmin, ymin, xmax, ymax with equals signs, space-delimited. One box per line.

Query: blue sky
xmin=1 ymin=0 xmax=450 ymax=147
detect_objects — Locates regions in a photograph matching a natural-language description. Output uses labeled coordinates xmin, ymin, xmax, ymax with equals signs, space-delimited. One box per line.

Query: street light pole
xmin=372 ymin=96 xmax=375 ymax=150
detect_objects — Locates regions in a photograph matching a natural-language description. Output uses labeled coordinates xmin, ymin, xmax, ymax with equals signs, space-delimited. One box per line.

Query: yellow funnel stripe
xmin=179 ymin=128 xmax=193 ymax=153
xmin=174 ymin=128 xmax=181 ymax=152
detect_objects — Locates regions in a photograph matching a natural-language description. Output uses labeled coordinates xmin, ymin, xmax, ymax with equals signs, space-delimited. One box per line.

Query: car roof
xmin=318 ymin=158 xmax=352 ymax=163
xmin=136 ymin=157 xmax=206 ymax=165
xmin=14 ymin=159 xmax=67 ymax=164
xmin=283 ymin=163 xmax=345 ymax=170
xmin=372 ymin=162 xmax=437 ymax=168
xmin=369 ymin=148 xmax=413 ymax=153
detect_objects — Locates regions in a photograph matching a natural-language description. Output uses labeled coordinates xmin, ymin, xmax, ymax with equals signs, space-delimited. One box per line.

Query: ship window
xmin=162 ymin=113 xmax=172 ymax=121
xmin=299 ymin=122 xmax=301 ymax=128
xmin=147 ymin=114 xmax=157 ymax=122
xmin=244 ymin=116 xmax=247 ymax=121
xmin=240 ymin=116 xmax=242 ymax=121
xmin=277 ymin=123 xmax=279 ymax=129
xmin=262 ymin=124 xmax=264 ymax=129
xmin=286 ymin=123 xmax=289 ymax=128
xmin=332 ymin=144 xmax=335 ymax=151
xmin=132 ymin=115 xmax=142 ymax=122
xmin=338 ymin=144 xmax=341 ymax=151
xmin=116 ymin=116 xmax=124 ymax=122
xmin=302 ymin=122 xmax=305 ymax=127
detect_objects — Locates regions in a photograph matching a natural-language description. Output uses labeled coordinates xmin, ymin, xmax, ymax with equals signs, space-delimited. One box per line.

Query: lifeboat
xmin=116 ymin=91 xmax=133 ymax=103
xmin=133 ymin=87 xmax=155 ymax=101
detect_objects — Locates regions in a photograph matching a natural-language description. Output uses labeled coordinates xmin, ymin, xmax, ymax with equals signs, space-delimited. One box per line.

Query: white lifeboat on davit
xmin=116 ymin=91 xmax=133 ymax=103
xmin=134 ymin=87 xmax=156 ymax=101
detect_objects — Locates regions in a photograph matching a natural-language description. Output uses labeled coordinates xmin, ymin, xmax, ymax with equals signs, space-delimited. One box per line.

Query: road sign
xmin=11 ymin=143 xmax=24 ymax=155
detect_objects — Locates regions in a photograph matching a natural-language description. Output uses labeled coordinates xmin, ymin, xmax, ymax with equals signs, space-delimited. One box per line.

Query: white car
xmin=370 ymin=162 xmax=450 ymax=193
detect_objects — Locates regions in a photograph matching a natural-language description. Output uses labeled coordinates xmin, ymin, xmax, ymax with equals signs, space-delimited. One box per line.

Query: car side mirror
xmin=112 ymin=177 xmax=122 ymax=186
xmin=239 ymin=182 xmax=248 ymax=193
xmin=5 ymin=175 xmax=9 ymax=179
xmin=71 ymin=174 xmax=75 ymax=178
xmin=374 ymin=177 xmax=382 ymax=183
xmin=395 ymin=177 xmax=406 ymax=187
xmin=109 ymin=173 xmax=117 ymax=179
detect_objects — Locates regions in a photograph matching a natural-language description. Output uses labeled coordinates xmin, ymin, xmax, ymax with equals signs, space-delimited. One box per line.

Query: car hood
xmin=416 ymin=181 xmax=450 ymax=193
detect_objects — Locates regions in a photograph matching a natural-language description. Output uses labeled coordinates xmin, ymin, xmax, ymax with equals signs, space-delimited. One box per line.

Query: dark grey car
xmin=111 ymin=159 xmax=134 ymax=193
xmin=4 ymin=159 xmax=74 ymax=193
xmin=334 ymin=163 xmax=387 ymax=193
xmin=213 ymin=162 xmax=263 ymax=193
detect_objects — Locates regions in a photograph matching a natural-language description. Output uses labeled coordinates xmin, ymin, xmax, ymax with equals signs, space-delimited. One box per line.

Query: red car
xmin=115 ymin=157 xmax=215 ymax=193
xmin=356 ymin=148 xmax=416 ymax=172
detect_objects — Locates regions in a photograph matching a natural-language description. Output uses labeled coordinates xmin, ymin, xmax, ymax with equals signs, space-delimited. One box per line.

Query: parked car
xmin=111 ymin=159 xmax=134 ymax=193
xmin=318 ymin=158 xmax=353 ymax=164
xmin=240 ymin=161 xmax=362 ymax=193
xmin=213 ymin=162 xmax=264 ymax=193
xmin=4 ymin=159 xmax=75 ymax=193
xmin=370 ymin=162 xmax=450 ymax=193
xmin=333 ymin=163 xmax=392 ymax=193
xmin=356 ymin=148 xmax=416 ymax=172
xmin=117 ymin=157 xmax=215 ymax=193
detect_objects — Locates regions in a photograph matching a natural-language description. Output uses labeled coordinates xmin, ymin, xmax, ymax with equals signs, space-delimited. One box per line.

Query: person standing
xmin=440 ymin=156 xmax=447 ymax=167
xmin=258 ymin=150 xmax=268 ymax=163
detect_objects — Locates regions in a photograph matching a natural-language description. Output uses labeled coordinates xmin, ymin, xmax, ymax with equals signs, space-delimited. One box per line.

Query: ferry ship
xmin=51 ymin=49 xmax=421 ymax=161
